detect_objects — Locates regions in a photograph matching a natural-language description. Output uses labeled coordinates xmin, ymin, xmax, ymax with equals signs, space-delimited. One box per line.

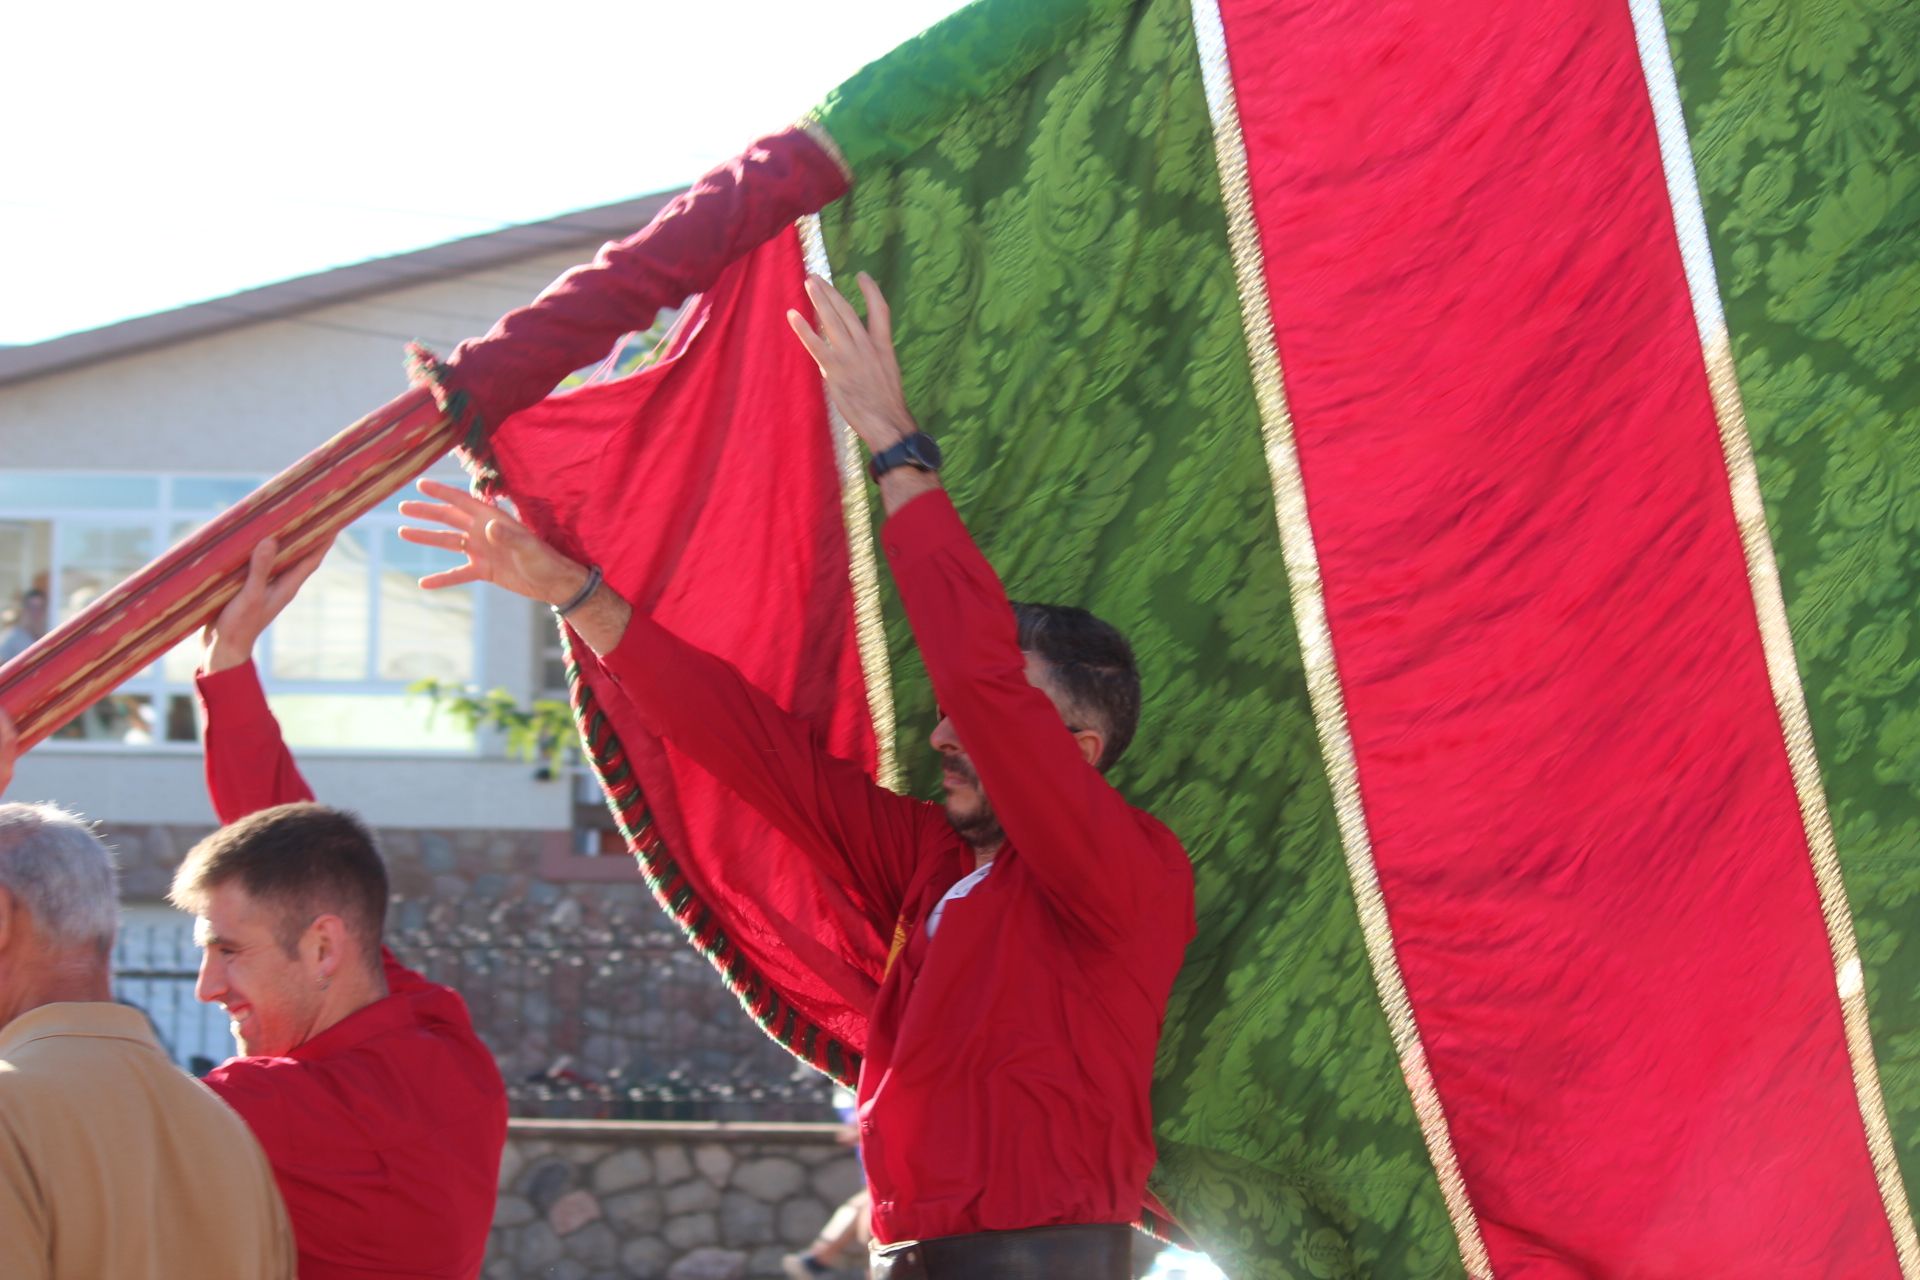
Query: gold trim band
xmin=796 ymin=115 xmax=855 ymax=188
xmin=1185 ymin=1 xmax=1493 ymax=1274
xmin=1626 ymin=0 xmax=1919 ymax=1268
xmin=797 ymin=212 xmax=902 ymax=791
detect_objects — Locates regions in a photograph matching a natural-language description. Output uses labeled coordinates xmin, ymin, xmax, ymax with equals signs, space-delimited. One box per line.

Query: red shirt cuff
xmin=880 ymin=489 xmax=970 ymax=572
xmin=195 ymin=659 xmax=274 ymax=724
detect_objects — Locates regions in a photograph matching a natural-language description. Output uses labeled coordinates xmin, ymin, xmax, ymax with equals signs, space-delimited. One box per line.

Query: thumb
xmin=482 ymin=516 xmax=524 ymax=552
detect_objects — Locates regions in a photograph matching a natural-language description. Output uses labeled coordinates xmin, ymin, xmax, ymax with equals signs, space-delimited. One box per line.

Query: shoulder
xmin=1126 ymin=806 xmax=1195 ymax=882
xmin=201 ymin=1053 xmax=306 ymax=1141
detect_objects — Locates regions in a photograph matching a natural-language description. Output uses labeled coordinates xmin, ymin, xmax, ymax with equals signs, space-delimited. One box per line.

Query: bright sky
xmin=0 ymin=0 xmax=970 ymax=346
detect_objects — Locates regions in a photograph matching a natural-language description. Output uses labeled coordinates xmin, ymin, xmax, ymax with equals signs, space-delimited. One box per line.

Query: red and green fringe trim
xmin=560 ymin=627 xmax=862 ymax=1088
xmin=404 ymin=344 xmax=502 ymax=495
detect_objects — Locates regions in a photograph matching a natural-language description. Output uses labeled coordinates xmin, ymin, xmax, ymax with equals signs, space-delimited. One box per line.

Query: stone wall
xmin=491 ymin=1120 xmax=863 ymax=1280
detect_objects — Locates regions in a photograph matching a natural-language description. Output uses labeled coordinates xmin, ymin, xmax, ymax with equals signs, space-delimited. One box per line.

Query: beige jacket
xmin=0 ymin=1001 xmax=295 ymax=1280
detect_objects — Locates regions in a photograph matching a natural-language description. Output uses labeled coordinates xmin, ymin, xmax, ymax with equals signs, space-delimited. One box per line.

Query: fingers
xmin=804 ymin=275 xmax=862 ymax=351
xmin=856 ymin=272 xmax=894 ymax=354
xmin=787 ymin=309 xmax=829 ymax=365
xmin=242 ymin=537 xmax=278 ymax=600
xmin=270 ymin=538 xmax=332 ymax=605
xmin=414 ymin=478 xmax=500 ymax=525
xmin=397 ymin=527 xmax=469 ymax=554
xmin=418 ymin=565 xmax=485 ymax=590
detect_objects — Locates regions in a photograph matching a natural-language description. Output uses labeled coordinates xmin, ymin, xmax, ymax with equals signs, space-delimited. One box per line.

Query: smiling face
xmin=191 ymin=880 xmax=324 ymax=1058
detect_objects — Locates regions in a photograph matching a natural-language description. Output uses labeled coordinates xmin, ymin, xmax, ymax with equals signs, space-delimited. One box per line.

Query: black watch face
xmin=908 ymin=434 xmax=943 ymax=471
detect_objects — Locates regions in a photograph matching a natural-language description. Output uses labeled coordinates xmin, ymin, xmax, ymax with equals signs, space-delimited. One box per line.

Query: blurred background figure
xmin=0 ymin=589 xmax=46 ymax=664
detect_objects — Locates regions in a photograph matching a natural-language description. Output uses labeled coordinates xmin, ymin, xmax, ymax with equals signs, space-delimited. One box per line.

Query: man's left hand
xmin=788 ymin=273 xmax=919 ymax=453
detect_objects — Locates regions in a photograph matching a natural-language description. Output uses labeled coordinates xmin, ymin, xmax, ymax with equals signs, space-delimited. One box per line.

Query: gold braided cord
xmin=797 ymin=212 xmax=902 ymax=792
xmin=1185 ymin=2 xmax=1493 ymax=1274
xmin=1624 ymin=0 xmax=1918 ymax=1267
xmin=1700 ymin=336 xmax=1919 ymax=1273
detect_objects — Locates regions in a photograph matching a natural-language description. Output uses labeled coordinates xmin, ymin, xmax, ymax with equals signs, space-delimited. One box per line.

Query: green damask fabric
xmin=817 ymin=1 xmax=1462 ymax=1275
xmin=1664 ymin=0 xmax=1920 ymax=1217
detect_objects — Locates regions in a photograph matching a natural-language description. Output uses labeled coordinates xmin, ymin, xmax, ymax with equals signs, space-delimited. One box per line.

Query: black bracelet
xmin=551 ymin=565 xmax=604 ymax=618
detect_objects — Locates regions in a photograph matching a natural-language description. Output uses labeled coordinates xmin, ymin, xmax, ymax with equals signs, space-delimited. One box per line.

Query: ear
xmin=1071 ymin=727 xmax=1105 ymax=771
xmin=306 ymin=913 xmax=351 ymax=981
xmin=0 ymin=886 xmax=15 ymax=953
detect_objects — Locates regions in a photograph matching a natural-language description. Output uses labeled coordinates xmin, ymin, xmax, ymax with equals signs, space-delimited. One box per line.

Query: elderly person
xmin=0 ymin=732 xmax=294 ymax=1278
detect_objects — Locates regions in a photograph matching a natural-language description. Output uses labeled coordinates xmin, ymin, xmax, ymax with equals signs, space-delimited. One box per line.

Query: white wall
xmin=11 ymin=749 xmax=569 ymax=830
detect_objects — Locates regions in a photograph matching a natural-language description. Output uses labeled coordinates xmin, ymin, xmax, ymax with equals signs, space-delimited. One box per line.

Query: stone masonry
xmin=490 ymin=1120 xmax=863 ymax=1280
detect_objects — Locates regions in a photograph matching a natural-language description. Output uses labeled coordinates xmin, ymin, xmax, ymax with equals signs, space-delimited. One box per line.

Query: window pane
xmin=0 ymin=474 xmax=159 ymax=510
xmin=267 ymin=693 xmax=474 ymax=751
xmin=172 ymin=477 xmax=264 ymax=510
xmin=377 ymin=530 xmax=473 ymax=682
xmin=270 ymin=530 xmax=370 ymax=680
xmin=52 ymin=693 xmax=156 ymax=743
xmin=57 ymin=523 xmax=154 ymax=619
xmin=162 ymin=694 xmax=199 ymax=744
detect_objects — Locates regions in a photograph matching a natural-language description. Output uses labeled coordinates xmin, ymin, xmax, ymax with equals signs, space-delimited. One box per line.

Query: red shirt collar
xmin=284 ymin=989 xmax=416 ymax=1063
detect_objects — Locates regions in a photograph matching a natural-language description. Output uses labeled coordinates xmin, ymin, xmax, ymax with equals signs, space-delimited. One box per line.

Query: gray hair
xmin=0 ymin=804 xmax=120 ymax=951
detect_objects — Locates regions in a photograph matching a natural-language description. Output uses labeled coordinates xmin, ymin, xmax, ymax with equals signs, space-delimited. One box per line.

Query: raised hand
xmin=787 ymin=272 xmax=919 ymax=453
xmin=398 ymin=479 xmax=631 ymax=655
xmin=203 ymin=537 xmax=333 ymax=674
xmin=396 ymin=479 xmax=589 ymax=606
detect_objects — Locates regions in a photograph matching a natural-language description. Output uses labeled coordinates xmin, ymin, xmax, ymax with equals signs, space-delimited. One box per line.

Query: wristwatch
xmin=868 ymin=432 xmax=943 ymax=482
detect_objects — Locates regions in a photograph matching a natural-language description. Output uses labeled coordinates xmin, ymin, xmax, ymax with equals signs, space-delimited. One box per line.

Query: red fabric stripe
xmin=1216 ymin=0 xmax=1896 ymax=1272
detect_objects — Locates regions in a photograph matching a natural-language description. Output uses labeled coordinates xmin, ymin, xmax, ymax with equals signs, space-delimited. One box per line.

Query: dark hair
xmin=1011 ymin=602 xmax=1141 ymax=770
xmin=170 ymin=803 xmax=388 ymax=967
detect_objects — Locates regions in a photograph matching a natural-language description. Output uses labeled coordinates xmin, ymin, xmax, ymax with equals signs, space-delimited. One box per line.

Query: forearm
xmin=196 ymin=661 xmax=315 ymax=822
xmin=587 ymin=604 xmax=926 ymax=923
xmin=884 ymin=493 xmax=1147 ymax=941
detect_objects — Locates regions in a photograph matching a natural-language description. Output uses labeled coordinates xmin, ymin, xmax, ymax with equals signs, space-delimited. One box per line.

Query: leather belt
xmin=869 ymin=1223 xmax=1133 ymax=1279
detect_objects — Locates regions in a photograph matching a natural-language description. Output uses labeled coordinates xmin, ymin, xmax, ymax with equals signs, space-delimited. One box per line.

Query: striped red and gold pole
xmin=0 ymin=124 xmax=847 ymax=754
xmin=0 ymin=390 xmax=456 ymax=750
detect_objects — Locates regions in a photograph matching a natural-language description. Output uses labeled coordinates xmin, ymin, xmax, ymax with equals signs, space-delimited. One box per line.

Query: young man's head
xmin=170 ymin=803 xmax=389 ymax=1057
xmin=932 ymin=603 xmax=1142 ymax=852
xmin=0 ymin=803 xmax=119 ymax=1028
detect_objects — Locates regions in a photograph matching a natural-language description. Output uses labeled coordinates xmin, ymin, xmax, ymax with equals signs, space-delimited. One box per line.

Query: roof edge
xmin=0 ymin=190 xmax=680 ymax=388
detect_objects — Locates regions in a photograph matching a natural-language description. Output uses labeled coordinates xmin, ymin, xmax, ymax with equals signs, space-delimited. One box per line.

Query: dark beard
xmin=944 ymin=799 xmax=1004 ymax=851
xmin=941 ymin=758 xmax=1004 ymax=850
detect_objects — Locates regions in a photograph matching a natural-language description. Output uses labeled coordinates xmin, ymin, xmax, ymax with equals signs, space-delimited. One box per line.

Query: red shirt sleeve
xmin=882 ymin=491 xmax=1187 ymax=948
xmin=195 ymin=661 xmax=314 ymax=822
xmin=592 ymin=611 xmax=941 ymax=930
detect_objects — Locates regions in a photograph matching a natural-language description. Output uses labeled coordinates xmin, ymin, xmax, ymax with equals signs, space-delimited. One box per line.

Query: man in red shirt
xmin=167 ymin=541 xmax=507 ymax=1280
xmin=401 ymin=274 xmax=1195 ymax=1278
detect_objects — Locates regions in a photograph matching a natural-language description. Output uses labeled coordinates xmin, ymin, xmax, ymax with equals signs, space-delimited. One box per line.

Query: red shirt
xmin=196 ymin=663 xmax=507 ymax=1280
xmin=598 ymin=491 xmax=1195 ymax=1242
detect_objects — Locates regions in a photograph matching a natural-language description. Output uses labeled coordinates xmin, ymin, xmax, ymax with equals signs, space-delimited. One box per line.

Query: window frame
xmin=4 ymin=470 xmax=487 ymax=757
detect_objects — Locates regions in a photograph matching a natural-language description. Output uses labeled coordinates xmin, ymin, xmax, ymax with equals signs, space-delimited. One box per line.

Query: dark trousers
xmin=869 ymin=1223 xmax=1133 ymax=1279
